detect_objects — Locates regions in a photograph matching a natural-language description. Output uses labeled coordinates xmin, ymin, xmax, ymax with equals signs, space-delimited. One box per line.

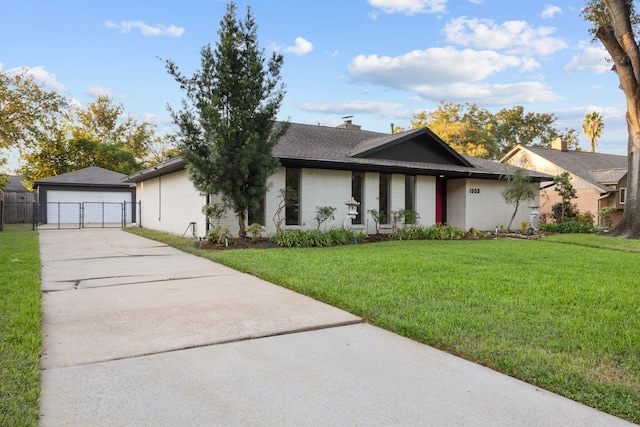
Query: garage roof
xmin=33 ymin=167 xmax=130 ymax=189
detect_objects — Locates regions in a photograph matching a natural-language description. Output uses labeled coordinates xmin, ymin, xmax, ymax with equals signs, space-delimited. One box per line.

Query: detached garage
xmin=33 ymin=167 xmax=136 ymax=227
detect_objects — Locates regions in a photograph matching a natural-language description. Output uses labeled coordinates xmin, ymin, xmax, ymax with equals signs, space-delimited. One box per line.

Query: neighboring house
xmin=33 ymin=166 xmax=136 ymax=225
xmin=501 ymin=137 xmax=628 ymax=226
xmin=4 ymin=175 xmax=30 ymax=194
xmin=127 ymin=121 xmax=551 ymax=237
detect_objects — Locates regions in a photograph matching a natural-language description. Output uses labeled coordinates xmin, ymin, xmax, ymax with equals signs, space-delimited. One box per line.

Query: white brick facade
xmin=136 ymin=169 xmax=207 ymax=237
xmin=446 ymin=178 xmax=538 ymax=231
xmin=135 ymin=167 xmax=534 ymax=237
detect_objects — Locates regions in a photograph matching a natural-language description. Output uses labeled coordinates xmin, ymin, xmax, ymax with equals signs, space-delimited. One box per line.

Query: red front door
xmin=436 ymin=178 xmax=445 ymax=223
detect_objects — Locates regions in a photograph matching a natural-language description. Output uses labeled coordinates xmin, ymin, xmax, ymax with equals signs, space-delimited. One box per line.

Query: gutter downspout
xmin=596 ymin=192 xmax=611 ymax=227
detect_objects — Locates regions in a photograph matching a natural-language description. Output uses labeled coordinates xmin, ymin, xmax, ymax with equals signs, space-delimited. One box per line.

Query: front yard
xmin=128 ymin=227 xmax=640 ymax=423
xmin=2 ymin=224 xmax=639 ymax=424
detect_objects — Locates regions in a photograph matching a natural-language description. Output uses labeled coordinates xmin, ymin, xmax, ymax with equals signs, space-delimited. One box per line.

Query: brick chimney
xmin=336 ymin=116 xmax=361 ymax=130
xmin=551 ymin=136 xmax=568 ymax=152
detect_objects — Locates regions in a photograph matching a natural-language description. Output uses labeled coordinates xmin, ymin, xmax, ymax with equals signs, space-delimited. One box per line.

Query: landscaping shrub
xmin=390 ymin=223 xmax=463 ymax=240
xmin=271 ymin=227 xmax=368 ymax=248
xmin=598 ymin=206 xmax=617 ymax=227
xmin=540 ymin=220 xmax=600 ymax=234
xmin=205 ymin=226 xmax=231 ymax=243
xmin=247 ymin=223 xmax=263 ymax=239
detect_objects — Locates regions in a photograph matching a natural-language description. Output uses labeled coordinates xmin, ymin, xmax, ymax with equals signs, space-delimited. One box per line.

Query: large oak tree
xmin=165 ymin=2 xmax=288 ymax=236
xmin=0 ymin=69 xmax=67 ymax=151
xmin=408 ymin=101 xmax=573 ymax=159
xmin=18 ymin=95 xmax=157 ymax=183
xmin=584 ymin=0 xmax=640 ymax=238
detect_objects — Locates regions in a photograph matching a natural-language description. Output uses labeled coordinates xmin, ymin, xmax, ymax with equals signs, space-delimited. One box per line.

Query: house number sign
xmin=469 ymin=188 xmax=480 ymax=194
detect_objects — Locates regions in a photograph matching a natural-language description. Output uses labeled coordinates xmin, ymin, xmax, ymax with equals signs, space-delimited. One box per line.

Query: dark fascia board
xmin=126 ymin=153 xmax=550 ymax=184
xmin=125 ymin=157 xmax=187 ymax=183
xmin=352 ymin=127 xmax=474 ymax=168
xmin=34 ymin=182 xmax=132 ymax=189
xmin=278 ymin=157 xmax=550 ymax=181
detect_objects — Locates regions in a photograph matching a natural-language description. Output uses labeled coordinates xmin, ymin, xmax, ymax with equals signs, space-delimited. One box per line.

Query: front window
xmin=379 ymin=173 xmax=390 ymax=224
xmin=352 ymin=172 xmax=364 ymax=225
xmin=405 ymin=175 xmax=417 ymax=224
xmin=285 ymin=168 xmax=301 ymax=225
xmin=405 ymin=175 xmax=416 ymax=211
xmin=620 ymin=187 xmax=627 ymax=205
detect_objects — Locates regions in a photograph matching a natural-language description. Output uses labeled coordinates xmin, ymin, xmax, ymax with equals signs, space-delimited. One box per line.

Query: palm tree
xmin=582 ymin=112 xmax=604 ymax=153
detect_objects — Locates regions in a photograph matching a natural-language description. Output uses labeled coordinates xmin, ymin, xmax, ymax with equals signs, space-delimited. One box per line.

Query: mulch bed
xmin=195 ymin=231 xmax=541 ymax=251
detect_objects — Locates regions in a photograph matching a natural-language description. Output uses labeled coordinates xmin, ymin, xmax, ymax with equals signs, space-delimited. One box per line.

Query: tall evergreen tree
xmin=165 ymin=2 xmax=288 ymax=236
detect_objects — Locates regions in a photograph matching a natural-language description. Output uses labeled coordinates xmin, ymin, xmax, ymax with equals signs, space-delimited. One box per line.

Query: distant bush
xmin=598 ymin=207 xmax=617 ymax=228
xmin=540 ymin=220 xmax=600 ymax=234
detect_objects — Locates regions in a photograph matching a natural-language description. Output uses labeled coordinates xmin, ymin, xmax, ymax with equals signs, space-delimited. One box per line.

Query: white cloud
xmin=468 ymin=0 xmax=483 ymax=4
xmin=85 ymin=85 xmax=113 ymax=98
xmin=4 ymin=65 xmax=66 ymax=91
xmin=284 ymin=37 xmax=313 ymax=56
xmin=104 ymin=20 xmax=185 ymax=37
xmin=348 ymin=47 xmax=526 ymax=89
xmin=368 ymin=0 xmax=447 ymax=15
xmin=443 ymin=17 xmax=567 ymax=56
xmin=346 ymin=47 xmax=559 ymax=105
xmin=556 ymin=105 xmax=625 ymax=121
xmin=298 ymin=100 xmax=404 ymax=115
xmin=541 ymin=5 xmax=562 ymax=19
xmin=564 ymin=42 xmax=611 ymax=74
xmin=413 ymin=81 xmax=560 ymax=105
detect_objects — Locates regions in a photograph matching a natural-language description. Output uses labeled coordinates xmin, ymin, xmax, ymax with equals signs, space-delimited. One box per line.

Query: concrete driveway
xmin=38 ymin=228 xmax=635 ymax=426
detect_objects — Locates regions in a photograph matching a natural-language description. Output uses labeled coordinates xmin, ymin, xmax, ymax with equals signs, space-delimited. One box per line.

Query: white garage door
xmin=46 ymin=190 xmax=133 ymax=224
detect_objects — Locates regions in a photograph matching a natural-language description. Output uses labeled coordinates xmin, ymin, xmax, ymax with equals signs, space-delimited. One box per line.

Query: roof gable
xmin=350 ymin=128 xmax=473 ymax=167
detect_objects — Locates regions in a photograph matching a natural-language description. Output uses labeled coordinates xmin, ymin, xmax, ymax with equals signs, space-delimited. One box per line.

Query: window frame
xmin=351 ymin=172 xmax=364 ymax=225
xmin=379 ymin=173 xmax=391 ymax=225
xmin=285 ymin=168 xmax=301 ymax=226
xmin=620 ymin=187 xmax=626 ymax=205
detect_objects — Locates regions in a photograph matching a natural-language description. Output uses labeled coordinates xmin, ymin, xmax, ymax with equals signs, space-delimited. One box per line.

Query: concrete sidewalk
xmin=38 ymin=228 xmax=635 ymax=426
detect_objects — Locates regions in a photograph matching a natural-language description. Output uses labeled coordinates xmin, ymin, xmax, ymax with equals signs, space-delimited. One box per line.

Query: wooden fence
xmin=0 ymin=192 xmax=36 ymax=225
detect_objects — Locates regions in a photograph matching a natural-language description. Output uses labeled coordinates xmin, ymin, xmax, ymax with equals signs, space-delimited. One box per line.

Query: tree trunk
xmin=507 ymin=201 xmax=519 ymax=231
xmin=237 ymin=211 xmax=247 ymax=238
xmin=608 ymin=120 xmax=640 ymax=237
xmin=596 ymin=0 xmax=640 ymax=238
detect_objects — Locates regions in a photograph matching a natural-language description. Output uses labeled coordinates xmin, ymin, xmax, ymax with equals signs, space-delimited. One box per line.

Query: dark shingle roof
xmin=463 ymin=155 xmax=550 ymax=180
xmin=591 ymin=168 xmax=627 ymax=185
xmin=273 ymin=122 xmax=386 ymax=162
xmin=33 ymin=167 xmax=129 ymax=188
xmin=127 ymin=122 xmax=553 ymax=183
xmin=519 ymin=146 xmax=627 ymax=192
xmin=5 ymin=176 xmax=29 ymax=192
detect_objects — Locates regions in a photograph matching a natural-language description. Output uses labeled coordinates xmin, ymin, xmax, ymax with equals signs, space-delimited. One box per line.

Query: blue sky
xmin=0 ymin=0 xmax=628 ymax=171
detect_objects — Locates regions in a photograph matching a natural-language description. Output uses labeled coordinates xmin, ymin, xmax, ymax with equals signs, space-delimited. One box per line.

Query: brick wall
xmin=447 ymin=178 xmax=538 ymax=231
xmin=135 ymin=167 xmax=530 ymax=237
xmin=136 ymin=170 xmax=207 ymax=238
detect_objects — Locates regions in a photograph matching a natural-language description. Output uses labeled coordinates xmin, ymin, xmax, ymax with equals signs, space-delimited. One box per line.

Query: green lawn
xmin=0 ymin=224 xmax=42 ymax=427
xmin=127 ymin=227 xmax=640 ymax=423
